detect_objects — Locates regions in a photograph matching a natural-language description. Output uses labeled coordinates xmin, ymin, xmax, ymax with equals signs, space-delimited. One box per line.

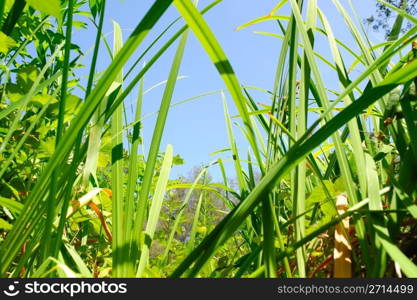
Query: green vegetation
xmin=1 ymin=0 xmax=417 ymax=278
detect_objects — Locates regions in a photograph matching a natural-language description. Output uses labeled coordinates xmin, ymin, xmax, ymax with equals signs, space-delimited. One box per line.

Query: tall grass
xmin=0 ymin=0 xmax=417 ymax=278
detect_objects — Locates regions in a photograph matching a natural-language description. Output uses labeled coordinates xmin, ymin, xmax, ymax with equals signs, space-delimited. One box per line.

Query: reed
xmin=0 ymin=0 xmax=416 ymax=278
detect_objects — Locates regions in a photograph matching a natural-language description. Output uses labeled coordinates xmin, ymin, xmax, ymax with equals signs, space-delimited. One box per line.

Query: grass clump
xmin=0 ymin=0 xmax=417 ymax=278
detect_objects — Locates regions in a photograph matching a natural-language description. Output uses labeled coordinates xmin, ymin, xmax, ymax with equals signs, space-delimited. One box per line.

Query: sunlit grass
xmin=0 ymin=0 xmax=417 ymax=278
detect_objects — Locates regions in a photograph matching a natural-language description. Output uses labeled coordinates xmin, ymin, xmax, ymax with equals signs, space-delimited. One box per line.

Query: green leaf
xmin=4 ymin=0 xmax=14 ymax=11
xmin=0 ymin=197 xmax=23 ymax=214
xmin=0 ymin=219 xmax=12 ymax=231
xmin=89 ymin=0 xmax=103 ymax=19
xmin=173 ymin=0 xmax=264 ymax=172
xmin=31 ymin=94 xmax=58 ymax=107
xmin=26 ymin=0 xmax=61 ymax=18
xmin=137 ymin=144 xmax=173 ymax=277
xmin=0 ymin=32 xmax=17 ymax=54
xmin=98 ymin=190 xmax=112 ymax=212
xmin=172 ymin=154 xmax=185 ymax=165
xmin=306 ymin=180 xmax=334 ymax=207
xmin=64 ymin=245 xmax=93 ymax=277
xmin=236 ymin=15 xmax=290 ymax=31
xmin=0 ymin=0 xmax=174 ymax=276
xmin=334 ymin=177 xmax=347 ymax=194
xmin=321 ymin=201 xmax=337 ymax=218
xmin=132 ymin=25 xmax=190 ymax=273
xmin=5 ymin=66 xmax=40 ymax=101
xmin=365 ymin=153 xmax=382 ymax=211
xmin=110 ymin=20 xmax=125 ymax=278
xmin=64 ymin=95 xmax=82 ymax=115
xmin=39 ymin=137 xmax=56 ymax=158
xmin=97 ymin=151 xmax=111 ymax=168
xmin=171 ymin=52 xmax=417 ymax=278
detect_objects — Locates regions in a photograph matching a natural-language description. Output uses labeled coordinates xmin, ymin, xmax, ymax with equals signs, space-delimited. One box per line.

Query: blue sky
xmin=72 ymin=0 xmax=387 ymax=181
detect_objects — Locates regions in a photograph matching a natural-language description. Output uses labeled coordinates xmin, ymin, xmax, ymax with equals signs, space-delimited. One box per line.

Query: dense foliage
xmin=1 ymin=0 xmax=417 ymax=278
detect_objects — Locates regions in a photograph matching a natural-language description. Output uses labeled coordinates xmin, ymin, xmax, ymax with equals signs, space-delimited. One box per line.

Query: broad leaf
xmin=26 ymin=0 xmax=61 ymax=18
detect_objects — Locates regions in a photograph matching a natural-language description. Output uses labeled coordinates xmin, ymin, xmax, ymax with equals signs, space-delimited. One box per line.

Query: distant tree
xmin=365 ymin=0 xmax=417 ymax=37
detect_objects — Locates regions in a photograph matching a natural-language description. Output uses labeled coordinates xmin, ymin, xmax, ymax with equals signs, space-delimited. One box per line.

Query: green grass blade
xmin=0 ymin=0 xmax=173 ymax=276
xmin=110 ymin=21 xmax=125 ymax=278
xmin=44 ymin=0 xmax=74 ymax=261
xmin=187 ymin=191 xmax=204 ymax=252
xmin=137 ymin=144 xmax=173 ymax=277
xmin=132 ymin=29 xmax=190 ymax=266
xmin=171 ymin=58 xmax=417 ymax=277
xmin=123 ymin=78 xmax=145 ymax=277
xmin=173 ymin=0 xmax=264 ymax=173
xmin=222 ymin=93 xmax=247 ymax=192
xmin=161 ymin=166 xmax=208 ymax=263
